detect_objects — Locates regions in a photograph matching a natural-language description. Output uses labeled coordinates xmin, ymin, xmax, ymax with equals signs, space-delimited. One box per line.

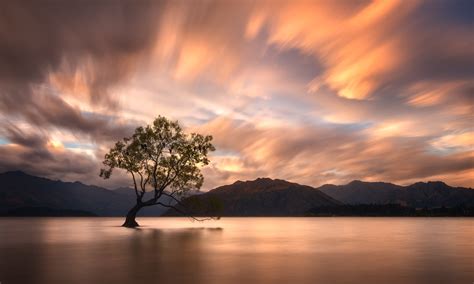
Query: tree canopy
xmin=100 ymin=116 xmax=216 ymax=227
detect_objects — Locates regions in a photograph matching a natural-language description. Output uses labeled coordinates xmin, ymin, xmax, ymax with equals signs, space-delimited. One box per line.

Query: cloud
xmin=0 ymin=1 xmax=164 ymax=145
xmin=197 ymin=117 xmax=473 ymax=188
xmin=0 ymin=123 xmax=131 ymax=188
xmin=0 ymin=0 xmax=472 ymax=189
xmin=250 ymin=0 xmax=474 ymax=101
xmin=0 ymin=1 xmax=162 ymax=102
xmin=0 ymin=85 xmax=137 ymax=143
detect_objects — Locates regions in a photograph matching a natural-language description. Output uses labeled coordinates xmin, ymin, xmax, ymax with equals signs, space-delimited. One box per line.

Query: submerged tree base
xmin=122 ymin=203 xmax=142 ymax=228
xmin=122 ymin=218 xmax=139 ymax=228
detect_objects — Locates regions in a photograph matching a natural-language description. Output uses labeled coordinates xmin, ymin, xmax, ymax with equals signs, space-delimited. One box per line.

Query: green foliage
xmin=100 ymin=116 xmax=215 ymax=199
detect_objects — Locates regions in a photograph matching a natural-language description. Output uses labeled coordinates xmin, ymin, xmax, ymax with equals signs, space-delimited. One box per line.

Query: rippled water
xmin=0 ymin=217 xmax=473 ymax=284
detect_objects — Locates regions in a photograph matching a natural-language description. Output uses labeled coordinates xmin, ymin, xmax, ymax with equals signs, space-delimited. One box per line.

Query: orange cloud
xmin=406 ymin=80 xmax=470 ymax=108
xmin=194 ymin=116 xmax=473 ymax=189
xmin=1 ymin=0 xmax=473 ymax=189
xmin=247 ymin=0 xmax=420 ymax=100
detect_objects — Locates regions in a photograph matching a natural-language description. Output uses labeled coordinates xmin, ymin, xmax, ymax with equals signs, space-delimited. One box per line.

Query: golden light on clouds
xmin=0 ymin=0 xmax=472 ymax=189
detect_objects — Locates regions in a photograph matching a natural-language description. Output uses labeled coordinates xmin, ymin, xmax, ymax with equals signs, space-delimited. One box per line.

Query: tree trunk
xmin=122 ymin=203 xmax=143 ymax=228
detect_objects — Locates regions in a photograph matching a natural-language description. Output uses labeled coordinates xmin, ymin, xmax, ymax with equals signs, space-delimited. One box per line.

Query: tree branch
xmin=157 ymin=153 xmax=191 ymax=193
xmin=161 ymin=191 xmax=187 ymax=208
xmin=155 ymin=163 xmax=171 ymax=199
xmin=137 ymin=172 xmax=146 ymax=196
xmin=130 ymin=172 xmax=140 ymax=200
xmin=142 ymin=159 xmax=152 ymax=192
xmin=153 ymin=202 xmax=215 ymax=222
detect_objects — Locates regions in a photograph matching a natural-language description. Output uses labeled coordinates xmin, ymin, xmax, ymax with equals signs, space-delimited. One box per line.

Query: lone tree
xmin=100 ymin=116 xmax=216 ymax=227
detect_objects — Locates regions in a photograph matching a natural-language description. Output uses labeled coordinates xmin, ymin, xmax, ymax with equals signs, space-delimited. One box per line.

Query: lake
xmin=0 ymin=217 xmax=473 ymax=284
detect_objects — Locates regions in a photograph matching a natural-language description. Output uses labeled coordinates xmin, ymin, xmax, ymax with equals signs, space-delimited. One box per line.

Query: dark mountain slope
xmin=319 ymin=180 xmax=474 ymax=208
xmin=2 ymin=171 xmax=471 ymax=216
xmin=0 ymin=171 xmax=169 ymax=216
xmin=165 ymin=178 xmax=341 ymax=216
xmin=402 ymin=181 xmax=474 ymax=208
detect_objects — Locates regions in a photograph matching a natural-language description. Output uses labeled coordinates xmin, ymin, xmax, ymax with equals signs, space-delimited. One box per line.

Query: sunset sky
xmin=0 ymin=0 xmax=472 ymax=190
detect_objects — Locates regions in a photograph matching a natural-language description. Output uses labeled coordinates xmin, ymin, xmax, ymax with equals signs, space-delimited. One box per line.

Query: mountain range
xmin=0 ymin=171 xmax=170 ymax=216
xmin=165 ymin=178 xmax=473 ymax=217
xmin=319 ymin=180 xmax=474 ymax=208
xmin=165 ymin=178 xmax=341 ymax=216
xmin=0 ymin=171 xmax=472 ymax=216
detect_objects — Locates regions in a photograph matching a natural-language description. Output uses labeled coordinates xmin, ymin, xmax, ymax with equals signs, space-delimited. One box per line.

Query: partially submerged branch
xmin=155 ymin=202 xmax=216 ymax=222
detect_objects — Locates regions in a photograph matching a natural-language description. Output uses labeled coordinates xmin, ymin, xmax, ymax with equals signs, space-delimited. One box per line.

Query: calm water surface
xmin=0 ymin=217 xmax=473 ymax=284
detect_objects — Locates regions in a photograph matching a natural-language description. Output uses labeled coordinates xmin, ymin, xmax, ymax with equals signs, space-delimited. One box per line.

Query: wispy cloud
xmin=0 ymin=0 xmax=472 ymax=189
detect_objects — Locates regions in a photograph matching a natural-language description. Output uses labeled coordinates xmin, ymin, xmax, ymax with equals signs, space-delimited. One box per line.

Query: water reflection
xmin=0 ymin=217 xmax=473 ymax=284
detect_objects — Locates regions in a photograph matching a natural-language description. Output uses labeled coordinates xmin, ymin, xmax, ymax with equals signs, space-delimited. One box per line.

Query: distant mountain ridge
xmin=319 ymin=180 xmax=474 ymax=208
xmin=166 ymin=178 xmax=473 ymax=216
xmin=0 ymin=171 xmax=170 ymax=216
xmin=165 ymin=177 xmax=341 ymax=216
xmin=1 ymin=171 xmax=472 ymax=217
